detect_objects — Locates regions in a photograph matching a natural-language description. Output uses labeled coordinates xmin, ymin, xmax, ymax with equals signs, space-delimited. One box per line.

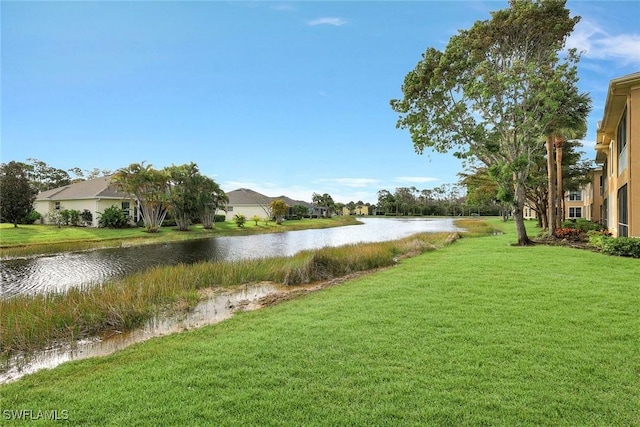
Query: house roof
xmin=272 ymin=195 xmax=313 ymax=208
xmin=227 ymin=188 xmax=313 ymax=208
xmin=36 ymin=176 xmax=129 ymax=201
xmin=226 ymin=188 xmax=271 ymax=206
xmin=596 ymin=72 xmax=640 ymax=144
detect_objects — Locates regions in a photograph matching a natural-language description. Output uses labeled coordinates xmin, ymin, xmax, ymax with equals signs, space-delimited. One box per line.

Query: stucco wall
xmin=629 ymin=86 xmax=640 ymax=236
xmin=35 ymin=198 xmax=134 ymax=227
xmin=224 ymin=205 xmax=270 ymax=221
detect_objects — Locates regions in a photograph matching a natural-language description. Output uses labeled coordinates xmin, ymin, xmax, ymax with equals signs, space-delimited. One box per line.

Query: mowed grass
xmin=1 ymin=220 xmax=638 ymax=426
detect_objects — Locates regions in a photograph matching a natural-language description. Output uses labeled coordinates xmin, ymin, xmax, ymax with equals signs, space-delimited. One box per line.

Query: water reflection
xmin=1 ymin=217 xmax=463 ymax=297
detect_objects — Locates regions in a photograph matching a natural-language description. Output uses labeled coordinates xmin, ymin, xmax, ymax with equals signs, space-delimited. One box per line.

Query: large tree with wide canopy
xmin=391 ymin=0 xmax=590 ymax=245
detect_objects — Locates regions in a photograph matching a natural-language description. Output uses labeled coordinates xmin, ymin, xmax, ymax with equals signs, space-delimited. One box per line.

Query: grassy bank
xmin=1 ymin=219 xmax=638 ymax=425
xmin=1 ymin=231 xmax=460 ymax=356
xmin=0 ymin=216 xmax=360 ymax=258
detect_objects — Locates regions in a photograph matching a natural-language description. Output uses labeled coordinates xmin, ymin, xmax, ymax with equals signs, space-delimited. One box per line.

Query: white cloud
xmin=567 ymin=19 xmax=640 ymax=66
xmin=317 ymin=178 xmax=380 ymax=188
xmin=330 ymin=190 xmax=378 ymax=204
xmin=307 ymin=17 xmax=347 ymax=27
xmin=394 ymin=176 xmax=440 ymax=184
xmin=270 ymin=4 xmax=294 ymax=12
xmin=576 ymin=138 xmax=597 ymax=151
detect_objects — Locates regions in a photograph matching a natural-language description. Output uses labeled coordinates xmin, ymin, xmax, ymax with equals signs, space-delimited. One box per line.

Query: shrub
xmin=23 ymin=210 xmax=42 ymax=224
xmin=562 ymin=218 xmax=605 ymax=233
xmin=81 ymin=209 xmax=93 ymax=226
xmin=59 ymin=209 xmax=71 ymax=226
xmin=554 ymin=227 xmax=582 ymax=240
xmin=68 ymin=209 xmax=81 ymax=226
xmin=55 ymin=209 xmax=82 ymax=226
xmin=588 ymin=233 xmax=640 ymax=258
xmin=214 ymin=214 xmax=226 ymax=223
xmin=586 ymin=230 xmax=611 ymax=248
xmin=234 ymin=214 xmax=246 ymax=228
xmin=46 ymin=210 xmax=64 ymax=228
xmin=162 ymin=213 xmax=177 ymax=227
xmin=98 ymin=205 xmax=129 ymax=228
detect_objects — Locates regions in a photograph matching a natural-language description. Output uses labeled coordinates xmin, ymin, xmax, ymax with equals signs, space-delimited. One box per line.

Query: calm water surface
xmin=1 ymin=217 xmax=462 ymax=297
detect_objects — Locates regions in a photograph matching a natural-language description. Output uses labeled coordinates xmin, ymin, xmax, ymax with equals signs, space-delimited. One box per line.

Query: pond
xmin=0 ymin=217 xmax=463 ymax=298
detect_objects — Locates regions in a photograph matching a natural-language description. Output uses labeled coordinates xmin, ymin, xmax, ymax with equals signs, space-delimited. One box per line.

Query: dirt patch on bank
xmin=236 ymin=269 xmax=386 ymax=311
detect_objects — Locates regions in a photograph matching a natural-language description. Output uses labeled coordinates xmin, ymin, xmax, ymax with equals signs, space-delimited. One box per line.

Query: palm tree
xmin=112 ymin=162 xmax=169 ymax=232
xmin=544 ymin=91 xmax=591 ymax=235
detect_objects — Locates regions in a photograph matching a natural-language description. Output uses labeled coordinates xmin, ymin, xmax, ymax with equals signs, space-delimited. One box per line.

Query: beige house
xmin=523 ymin=203 xmax=538 ymax=220
xmin=564 ymin=189 xmax=587 ymax=220
xmin=342 ymin=205 xmax=371 ymax=216
xmin=224 ymin=188 xmax=319 ymax=221
xmin=224 ymin=188 xmax=271 ymax=221
xmin=523 ymin=189 xmax=590 ymax=223
xmin=34 ymin=176 xmax=137 ymax=227
xmin=594 ymin=72 xmax=640 ymax=237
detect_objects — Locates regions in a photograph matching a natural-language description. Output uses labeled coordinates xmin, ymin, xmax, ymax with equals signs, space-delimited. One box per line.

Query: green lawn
xmin=1 ymin=219 xmax=638 ymax=426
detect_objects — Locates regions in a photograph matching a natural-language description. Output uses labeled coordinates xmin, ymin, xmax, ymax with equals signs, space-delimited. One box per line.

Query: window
xmin=618 ymin=185 xmax=628 ymax=237
xmin=568 ymin=191 xmax=582 ymax=201
xmin=599 ymin=174 xmax=604 ymax=197
xmin=599 ymin=204 xmax=604 ymax=226
xmin=617 ymin=107 xmax=628 ymax=173
xmin=617 ymin=107 xmax=627 ymax=155
xmin=121 ymin=201 xmax=130 ymax=217
xmin=227 ymin=206 xmax=233 ymax=212
xmin=54 ymin=202 xmax=61 ymax=210
xmin=568 ymin=207 xmax=582 ymax=218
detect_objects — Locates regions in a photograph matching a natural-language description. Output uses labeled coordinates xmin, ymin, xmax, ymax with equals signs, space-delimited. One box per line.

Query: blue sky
xmin=2 ymin=1 xmax=639 ymax=204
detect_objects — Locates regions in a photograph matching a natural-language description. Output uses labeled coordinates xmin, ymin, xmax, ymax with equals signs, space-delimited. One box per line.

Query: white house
xmin=224 ymin=188 xmax=321 ymax=220
xmin=34 ymin=176 xmax=137 ymax=227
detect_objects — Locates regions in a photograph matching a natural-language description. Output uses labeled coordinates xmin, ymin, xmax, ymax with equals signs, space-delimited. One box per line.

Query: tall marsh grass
xmin=454 ymin=218 xmax=497 ymax=237
xmin=0 ymin=232 xmax=456 ymax=357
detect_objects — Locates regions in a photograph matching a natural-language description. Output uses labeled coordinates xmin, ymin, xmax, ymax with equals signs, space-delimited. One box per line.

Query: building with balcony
xmin=594 ymin=72 xmax=640 ymax=237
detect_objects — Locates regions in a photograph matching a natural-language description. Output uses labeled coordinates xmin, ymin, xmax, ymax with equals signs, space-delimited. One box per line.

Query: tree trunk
xmin=201 ymin=212 xmax=215 ymax=229
xmin=546 ymin=134 xmax=556 ymax=235
xmin=513 ymin=176 xmax=533 ymax=246
xmin=555 ymin=134 xmax=564 ymax=228
xmin=540 ymin=199 xmax=548 ymax=230
xmin=175 ymin=213 xmax=190 ymax=231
